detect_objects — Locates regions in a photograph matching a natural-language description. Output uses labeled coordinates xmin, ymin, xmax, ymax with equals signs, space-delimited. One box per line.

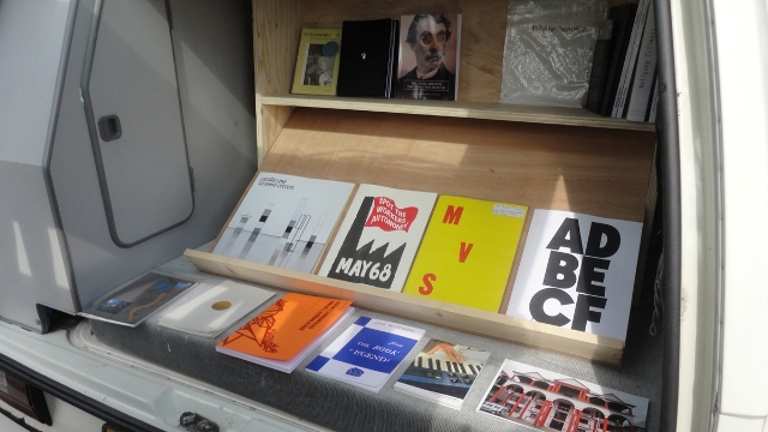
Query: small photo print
xmin=302 ymin=43 xmax=337 ymax=87
xmin=478 ymin=359 xmax=649 ymax=432
xmin=97 ymin=298 xmax=132 ymax=314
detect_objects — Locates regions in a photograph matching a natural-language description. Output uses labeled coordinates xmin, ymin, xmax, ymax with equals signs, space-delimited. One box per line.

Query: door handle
xmin=97 ymin=114 xmax=122 ymax=142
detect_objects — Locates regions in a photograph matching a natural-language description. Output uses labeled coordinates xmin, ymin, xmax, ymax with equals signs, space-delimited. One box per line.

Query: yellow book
xmin=291 ymin=29 xmax=342 ymax=96
xmin=402 ymin=196 xmax=527 ymax=312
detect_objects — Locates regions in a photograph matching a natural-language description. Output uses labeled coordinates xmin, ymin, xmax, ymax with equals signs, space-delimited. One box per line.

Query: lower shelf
xmin=184 ymin=249 xmax=625 ymax=367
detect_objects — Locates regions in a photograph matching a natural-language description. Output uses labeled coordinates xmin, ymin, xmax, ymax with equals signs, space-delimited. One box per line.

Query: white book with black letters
xmin=504 ymin=209 xmax=642 ymax=341
xmin=158 ymin=279 xmax=276 ymax=338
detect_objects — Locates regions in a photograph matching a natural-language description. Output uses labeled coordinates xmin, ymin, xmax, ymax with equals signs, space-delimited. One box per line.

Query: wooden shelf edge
xmin=184 ymin=248 xmax=625 ymax=367
xmin=258 ymin=95 xmax=656 ymax=132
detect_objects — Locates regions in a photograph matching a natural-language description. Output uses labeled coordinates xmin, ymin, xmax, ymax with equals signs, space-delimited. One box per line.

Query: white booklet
xmin=305 ymin=317 xmax=425 ymax=393
xmin=212 ymin=172 xmax=355 ymax=273
xmin=505 ymin=209 xmax=642 ymax=341
xmin=157 ymin=279 xmax=276 ymax=338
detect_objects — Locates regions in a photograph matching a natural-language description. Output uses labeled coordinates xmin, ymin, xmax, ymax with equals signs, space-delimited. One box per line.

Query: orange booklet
xmin=216 ymin=293 xmax=353 ymax=361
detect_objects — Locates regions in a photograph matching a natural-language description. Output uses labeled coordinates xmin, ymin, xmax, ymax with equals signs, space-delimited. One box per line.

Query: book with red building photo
xmin=478 ymin=359 xmax=648 ymax=432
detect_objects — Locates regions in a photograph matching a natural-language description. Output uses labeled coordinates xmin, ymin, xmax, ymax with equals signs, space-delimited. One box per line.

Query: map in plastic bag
xmin=500 ymin=0 xmax=605 ymax=107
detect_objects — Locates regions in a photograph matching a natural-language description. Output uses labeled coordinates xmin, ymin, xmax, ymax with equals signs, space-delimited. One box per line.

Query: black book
xmin=585 ymin=19 xmax=614 ymax=113
xmin=336 ymin=18 xmax=398 ymax=98
xmin=598 ymin=2 xmax=637 ymax=116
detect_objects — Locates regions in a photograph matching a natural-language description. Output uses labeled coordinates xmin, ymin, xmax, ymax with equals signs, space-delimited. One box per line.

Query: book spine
xmin=611 ymin=0 xmax=651 ymax=118
xmin=599 ymin=3 xmax=638 ymax=116
xmin=647 ymin=74 xmax=660 ymax=123
xmin=453 ymin=15 xmax=462 ymax=101
xmin=585 ymin=20 xmax=614 ymax=113
xmin=626 ymin=5 xmax=657 ymax=122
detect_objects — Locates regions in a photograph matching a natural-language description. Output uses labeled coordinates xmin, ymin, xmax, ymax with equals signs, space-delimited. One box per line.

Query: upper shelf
xmin=259 ymin=95 xmax=656 ymax=132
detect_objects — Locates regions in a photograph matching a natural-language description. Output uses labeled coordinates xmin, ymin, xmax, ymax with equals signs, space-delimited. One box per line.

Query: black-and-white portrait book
xmin=396 ymin=13 xmax=461 ymax=101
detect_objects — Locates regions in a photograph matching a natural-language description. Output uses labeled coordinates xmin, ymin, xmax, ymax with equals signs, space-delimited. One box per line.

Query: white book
xmin=611 ymin=0 xmax=652 ymax=118
xmin=318 ymin=184 xmax=437 ymax=292
xmin=505 ymin=209 xmax=642 ymax=341
xmin=212 ymin=172 xmax=354 ymax=273
xmin=626 ymin=4 xmax=657 ymax=122
xmin=158 ymin=279 xmax=276 ymax=338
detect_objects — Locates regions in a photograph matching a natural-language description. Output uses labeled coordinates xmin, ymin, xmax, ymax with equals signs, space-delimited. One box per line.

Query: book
xmin=584 ymin=19 xmax=614 ymax=113
xmin=306 ymin=316 xmax=425 ymax=393
xmin=291 ymin=29 xmax=342 ymax=96
xmin=157 ymin=279 xmax=276 ymax=338
xmin=394 ymin=338 xmax=490 ymax=409
xmin=478 ymin=359 xmax=649 ymax=431
xmin=625 ymin=4 xmax=657 ymax=122
xmin=611 ymin=0 xmax=652 ymax=118
xmin=599 ymin=2 xmax=638 ymax=116
xmin=395 ymin=14 xmax=461 ymax=101
xmin=211 ymin=172 xmax=355 ymax=273
xmin=646 ymin=74 xmax=659 ymax=123
xmin=402 ymin=195 xmax=528 ymax=313
xmin=216 ymin=293 xmax=354 ymax=373
xmin=80 ymin=272 xmax=196 ymax=327
xmin=318 ymin=184 xmax=437 ymax=292
xmin=336 ymin=18 xmax=399 ymax=98
xmin=505 ymin=209 xmax=642 ymax=341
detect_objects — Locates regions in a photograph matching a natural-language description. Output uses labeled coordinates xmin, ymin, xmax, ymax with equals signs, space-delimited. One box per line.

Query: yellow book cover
xmin=216 ymin=292 xmax=352 ymax=361
xmin=291 ymin=29 xmax=342 ymax=96
xmin=402 ymin=196 xmax=528 ymax=312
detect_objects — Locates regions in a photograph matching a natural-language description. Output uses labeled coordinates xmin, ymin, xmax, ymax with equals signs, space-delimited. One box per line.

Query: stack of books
xmin=586 ymin=0 xmax=658 ymax=122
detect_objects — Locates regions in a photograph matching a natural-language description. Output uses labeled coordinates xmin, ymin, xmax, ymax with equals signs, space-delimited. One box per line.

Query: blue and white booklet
xmin=306 ymin=316 xmax=425 ymax=393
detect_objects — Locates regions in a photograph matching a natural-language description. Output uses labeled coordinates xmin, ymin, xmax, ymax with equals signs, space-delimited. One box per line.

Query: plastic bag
xmin=500 ymin=0 xmax=606 ymax=107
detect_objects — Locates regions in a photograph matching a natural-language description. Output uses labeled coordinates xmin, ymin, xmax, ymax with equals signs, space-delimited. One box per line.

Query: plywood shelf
xmin=188 ymin=108 xmax=656 ymax=366
xmin=251 ymin=1 xmax=656 ymax=164
xmin=184 ymin=248 xmax=625 ymax=366
xmin=260 ymin=95 xmax=655 ymax=132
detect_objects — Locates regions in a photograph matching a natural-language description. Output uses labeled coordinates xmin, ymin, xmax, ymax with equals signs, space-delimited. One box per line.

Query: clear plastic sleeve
xmin=500 ymin=0 xmax=606 ymax=107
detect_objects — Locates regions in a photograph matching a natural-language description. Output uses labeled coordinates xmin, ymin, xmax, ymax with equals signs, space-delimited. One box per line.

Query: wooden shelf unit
xmin=185 ymin=0 xmax=657 ymax=367
xmin=251 ymin=0 xmax=651 ymax=165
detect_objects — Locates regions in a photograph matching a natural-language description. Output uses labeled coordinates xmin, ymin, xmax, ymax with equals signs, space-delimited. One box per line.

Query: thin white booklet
xmin=212 ymin=172 xmax=355 ymax=273
xmin=505 ymin=209 xmax=642 ymax=340
xmin=158 ymin=279 xmax=275 ymax=338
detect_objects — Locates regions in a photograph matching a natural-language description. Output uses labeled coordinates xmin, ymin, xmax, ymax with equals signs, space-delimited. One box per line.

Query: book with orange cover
xmin=216 ymin=293 xmax=354 ymax=373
